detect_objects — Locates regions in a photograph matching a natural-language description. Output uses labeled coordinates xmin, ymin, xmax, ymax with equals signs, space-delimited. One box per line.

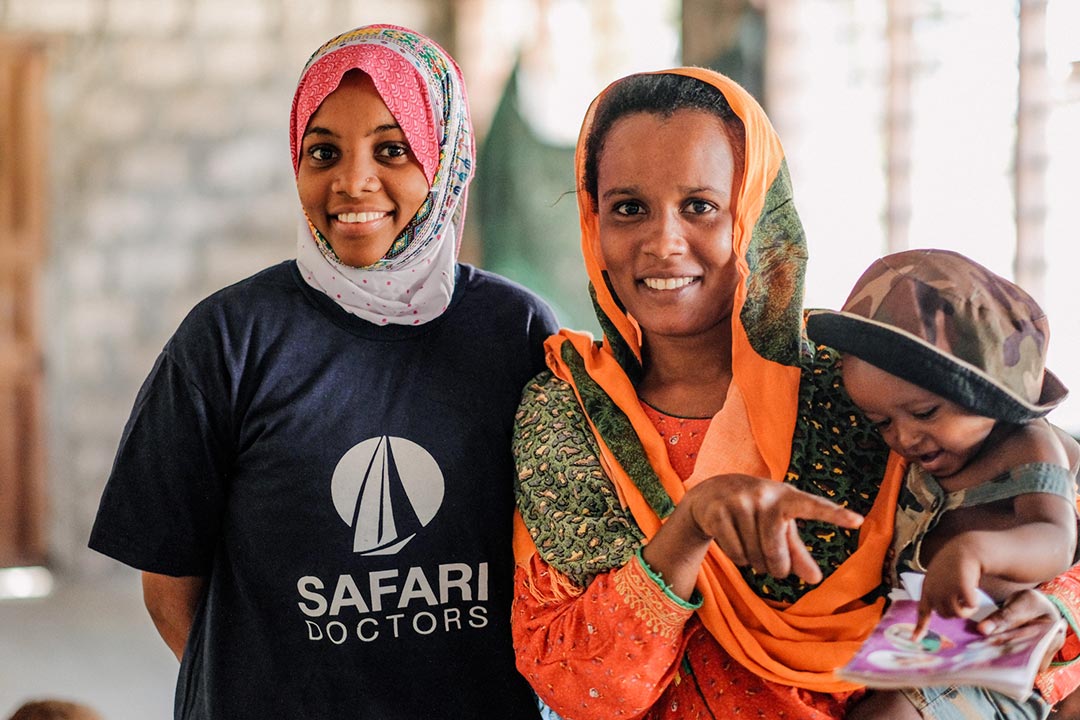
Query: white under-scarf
xmin=295 ymin=219 xmax=457 ymax=326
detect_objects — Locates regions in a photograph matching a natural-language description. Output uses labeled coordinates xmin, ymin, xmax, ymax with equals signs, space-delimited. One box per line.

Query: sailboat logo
xmin=330 ymin=436 xmax=445 ymax=556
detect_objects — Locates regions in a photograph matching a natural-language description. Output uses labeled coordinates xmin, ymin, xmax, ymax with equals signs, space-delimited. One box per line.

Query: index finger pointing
xmin=785 ymin=491 xmax=864 ymax=529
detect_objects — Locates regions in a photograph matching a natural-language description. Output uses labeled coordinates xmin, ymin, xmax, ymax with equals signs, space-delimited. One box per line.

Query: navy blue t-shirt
xmin=90 ymin=261 xmax=558 ymax=719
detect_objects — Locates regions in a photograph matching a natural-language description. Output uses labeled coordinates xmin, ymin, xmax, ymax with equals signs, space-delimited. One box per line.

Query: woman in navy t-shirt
xmin=90 ymin=24 xmax=556 ymax=719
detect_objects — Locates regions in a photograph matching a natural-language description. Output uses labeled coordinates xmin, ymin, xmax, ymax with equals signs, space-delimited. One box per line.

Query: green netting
xmin=475 ymin=65 xmax=599 ymax=334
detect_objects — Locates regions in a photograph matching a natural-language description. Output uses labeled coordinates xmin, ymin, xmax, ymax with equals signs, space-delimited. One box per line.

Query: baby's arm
xmin=916 ymin=490 xmax=1077 ymax=637
xmin=923 ymin=493 xmax=1075 ymax=599
xmin=916 ymin=421 xmax=1078 ymax=637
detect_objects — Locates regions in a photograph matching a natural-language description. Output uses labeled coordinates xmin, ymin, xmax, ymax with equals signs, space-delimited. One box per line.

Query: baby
xmin=807 ymin=249 xmax=1079 ymax=640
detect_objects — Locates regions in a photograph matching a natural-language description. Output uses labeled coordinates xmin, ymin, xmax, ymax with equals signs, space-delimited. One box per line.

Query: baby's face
xmin=841 ymin=356 xmax=996 ymax=478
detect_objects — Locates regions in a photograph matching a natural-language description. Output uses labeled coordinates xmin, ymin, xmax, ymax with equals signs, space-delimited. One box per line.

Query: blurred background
xmin=1 ymin=0 xmax=1078 ymax=716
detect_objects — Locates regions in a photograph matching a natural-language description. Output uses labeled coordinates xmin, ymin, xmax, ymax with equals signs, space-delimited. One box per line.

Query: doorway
xmin=0 ymin=37 xmax=47 ymax=567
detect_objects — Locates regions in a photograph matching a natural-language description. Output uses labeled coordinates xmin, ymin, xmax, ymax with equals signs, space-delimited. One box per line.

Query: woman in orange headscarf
xmin=511 ymin=68 xmax=1080 ymax=719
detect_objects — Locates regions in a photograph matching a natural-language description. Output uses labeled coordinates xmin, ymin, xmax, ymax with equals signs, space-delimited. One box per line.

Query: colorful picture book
xmin=837 ymin=573 xmax=1064 ymax=701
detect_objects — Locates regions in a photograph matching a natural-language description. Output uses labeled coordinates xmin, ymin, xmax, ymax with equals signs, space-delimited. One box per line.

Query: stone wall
xmin=0 ymin=0 xmax=453 ymax=574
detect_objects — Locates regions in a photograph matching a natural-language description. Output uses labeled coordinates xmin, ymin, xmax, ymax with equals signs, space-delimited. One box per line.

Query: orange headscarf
xmin=513 ymin=68 xmax=906 ymax=692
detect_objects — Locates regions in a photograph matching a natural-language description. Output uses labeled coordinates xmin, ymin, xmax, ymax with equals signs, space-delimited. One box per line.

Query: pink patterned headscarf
xmin=290 ymin=25 xmax=475 ymax=326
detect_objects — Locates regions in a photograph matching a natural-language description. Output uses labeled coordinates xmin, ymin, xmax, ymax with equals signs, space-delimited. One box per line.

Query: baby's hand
xmin=913 ymin=543 xmax=983 ymax=640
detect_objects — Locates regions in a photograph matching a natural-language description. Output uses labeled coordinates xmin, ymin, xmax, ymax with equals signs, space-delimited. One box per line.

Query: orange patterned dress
xmin=514 ymin=399 xmax=859 ymax=719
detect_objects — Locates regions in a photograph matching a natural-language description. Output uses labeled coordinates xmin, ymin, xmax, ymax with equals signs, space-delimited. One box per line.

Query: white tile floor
xmin=0 ymin=569 xmax=176 ymax=719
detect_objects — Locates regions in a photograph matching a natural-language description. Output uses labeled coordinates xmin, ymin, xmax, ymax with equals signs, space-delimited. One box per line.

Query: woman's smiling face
xmin=297 ymin=70 xmax=430 ymax=268
xmin=596 ymin=109 xmax=741 ymax=341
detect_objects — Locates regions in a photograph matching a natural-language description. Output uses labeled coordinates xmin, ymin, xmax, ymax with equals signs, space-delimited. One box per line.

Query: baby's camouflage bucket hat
xmin=806 ymin=248 xmax=1067 ymax=423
